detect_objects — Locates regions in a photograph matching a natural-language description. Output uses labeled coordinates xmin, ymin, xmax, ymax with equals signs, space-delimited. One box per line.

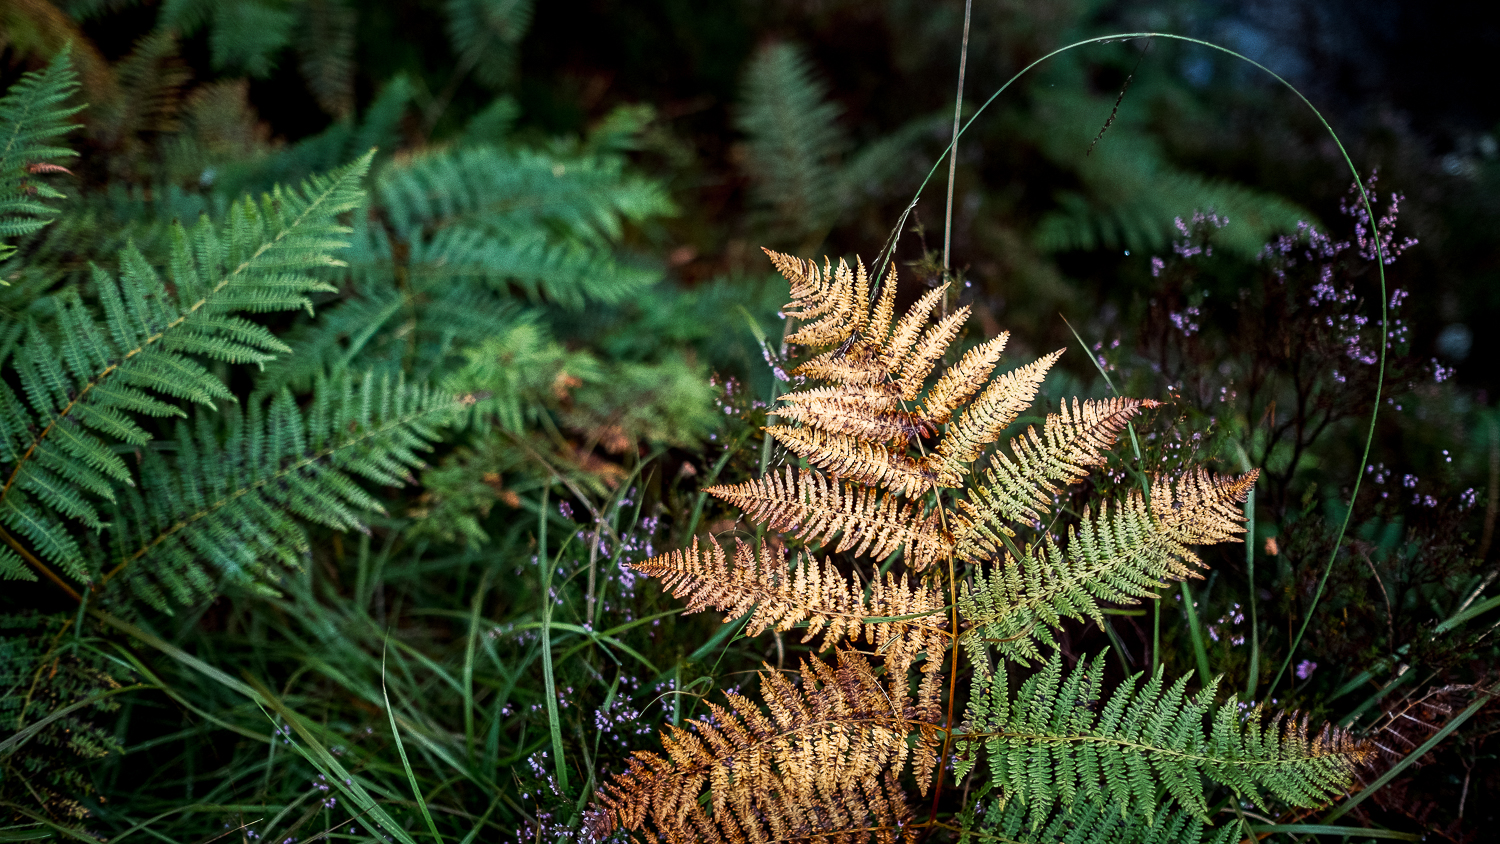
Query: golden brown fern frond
xmin=631 ymin=536 xmax=947 ymax=673
xmin=1151 ymin=468 xmax=1260 ymax=560
xmin=771 ymin=249 xmax=871 ymax=346
xmin=767 ymin=425 xmax=937 ymax=497
xmin=920 ymin=333 xmax=1010 ymax=425
xmin=893 ymin=306 xmax=970 ymax=400
xmin=589 ymin=766 xmax=916 ymax=844
xmin=881 ymin=284 xmax=947 ymax=375
xmin=789 ymin=340 xmax=895 ymax=387
xmin=706 ymin=467 xmax=954 ymax=571
xmin=589 ymin=650 xmax=934 ymax=842
xmin=929 ymin=350 xmax=1064 ymax=485
xmin=773 ymin=398 xmax=932 ymax=444
xmin=953 ymin=396 xmax=1159 ymax=561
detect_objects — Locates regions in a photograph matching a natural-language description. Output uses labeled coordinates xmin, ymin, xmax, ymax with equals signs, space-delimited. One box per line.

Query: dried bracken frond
xmin=959 ymin=469 xmax=1257 ymax=664
xmin=930 ymin=350 xmax=1064 ymax=485
xmin=954 ymin=396 xmax=1159 ymax=561
xmin=882 ymin=284 xmax=946 ymax=376
xmin=594 ymin=248 xmax=1294 ymax=841
xmin=590 ymin=650 xmax=936 ymax=842
xmin=771 ymin=249 xmax=872 ymax=347
xmin=774 ymin=398 xmax=932 ymax=444
xmin=588 ymin=771 xmax=917 ymax=844
xmin=631 ymin=537 xmax=946 ymax=674
xmin=920 ymin=333 xmax=1010 ymax=425
xmin=1151 ymin=468 xmax=1260 ymax=553
xmin=767 ymin=425 xmax=936 ymax=497
xmin=893 ymin=307 xmax=970 ymax=400
xmin=705 ymin=467 xmax=953 ymax=570
xmin=790 ymin=340 xmax=895 ymax=387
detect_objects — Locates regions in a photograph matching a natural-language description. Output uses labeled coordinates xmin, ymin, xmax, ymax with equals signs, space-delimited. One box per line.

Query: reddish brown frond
xmin=630 ymin=535 xmax=946 ymax=662
xmin=588 ymin=651 xmax=931 ymax=842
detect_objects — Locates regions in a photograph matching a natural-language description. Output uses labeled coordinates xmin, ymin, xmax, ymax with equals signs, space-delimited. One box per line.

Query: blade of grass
xmin=1322 ymin=692 xmax=1492 ymax=824
xmin=245 ymin=678 xmax=422 ymax=844
xmin=1180 ymin=582 xmax=1213 ymax=686
xmin=537 ymin=485 xmax=571 ymax=796
xmin=1434 ymin=593 xmax=1500 ymax=633
xmin=1232 ymin=441 xmax=1261 ymax=700
xmin=94 ymin=610 xmax=422 ymax=844
xmin=1251 ymin=825 xmax=1418 ymax=840
xmin=0 ymin=683 xmax=145 ymax=755
xmin=463 ymin=568 xmax=492 ymax=757
xmin=455 ymin=800 xmax=499 ymax=844
xmin=381 ymin=640 xmax=444 ymax=843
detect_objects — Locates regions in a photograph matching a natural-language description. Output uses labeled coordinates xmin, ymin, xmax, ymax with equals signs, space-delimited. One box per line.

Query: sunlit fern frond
xmin=954 ymin=397 xmax=1159 ymax=560
xmin=766 ymin=425 xmax=937 ymax=497
xmin=962 ymin=653 xmax=1372 ymax=825
xmin=771 ymin=249 xmax=872 ymax=346
xmin=959 ymin=469 xmax=1258 ymax=664
xmin=881 ymin=284 xmax=945 ymax=377
xmin=705 ymin=466 xmax=953 ymax=571
xmin=773 ymin=395 xmax=932 ymax=444
xmin=590 ymin=650 xmax=935 ymax=841
xmin=929 ymin=350 xmax=1064 ymax=485
xmin=892 ymin=306 xmax=970 ymax=401
xmin=920 ymin=333 xmax=1009 ymax=425
xmin=631 ymin=537 xmax=947 ymax=677
xmin=590 ymin=770 xmax=917 ymax=844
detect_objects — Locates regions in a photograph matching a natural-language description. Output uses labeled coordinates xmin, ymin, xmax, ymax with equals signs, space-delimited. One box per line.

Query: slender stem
xmin=941 ymin=0 xmax=973 ymax=276
xmin=0 ymin=525 xmax=81 ymax=601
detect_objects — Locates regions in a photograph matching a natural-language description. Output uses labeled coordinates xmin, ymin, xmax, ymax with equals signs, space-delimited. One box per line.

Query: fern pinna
xmin=589 ymin=251 xmax=1371 ymax=843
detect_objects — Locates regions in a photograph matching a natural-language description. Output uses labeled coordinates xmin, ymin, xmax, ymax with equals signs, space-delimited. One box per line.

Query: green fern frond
xmin=445 ymin=0 xmax=535 ymax=89
xmin=1028 ymin=94 xmax=1311 ymax=259
xmin=959 ymin=469 xmax=1257 ymax=664
xmin=0 ymin=154 xmax=371 ymax=582
xmin=0 ymin=48 xmax=83 ymax=263
xmin=954 ymin=397 xmax=1159 ymax=560
xmin=736 ymin=42 xmax=847 ymax=243
xmin=954 ymin=788 xmax=1237 ymax=844
xmin=372 ymin=145 xmax=674 ymax=308
xmin=296 ymin=0 xmax=357 ymax=118
xmin=961 ymin=652 xmax=1370 ymax=824
xmin=101 ymin=372 xmax=460 ymax=610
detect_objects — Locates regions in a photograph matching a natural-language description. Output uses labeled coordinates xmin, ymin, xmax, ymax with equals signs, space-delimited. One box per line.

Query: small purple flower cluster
xmin=1207 ymin=603 xmax=1248 ymax=647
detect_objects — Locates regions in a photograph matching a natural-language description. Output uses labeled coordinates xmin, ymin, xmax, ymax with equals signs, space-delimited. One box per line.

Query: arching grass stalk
xmin=870 ymin=30 xmax=1388 ymax=703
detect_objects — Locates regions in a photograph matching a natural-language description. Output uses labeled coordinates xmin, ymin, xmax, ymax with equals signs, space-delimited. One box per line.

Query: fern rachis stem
xmin=0 ymin=525 xmax=80 ymax=601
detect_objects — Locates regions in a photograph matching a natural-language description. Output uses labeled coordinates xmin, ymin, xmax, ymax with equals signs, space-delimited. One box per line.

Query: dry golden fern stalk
xmin=589 ymin=249 xmax=1370 ymax=844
